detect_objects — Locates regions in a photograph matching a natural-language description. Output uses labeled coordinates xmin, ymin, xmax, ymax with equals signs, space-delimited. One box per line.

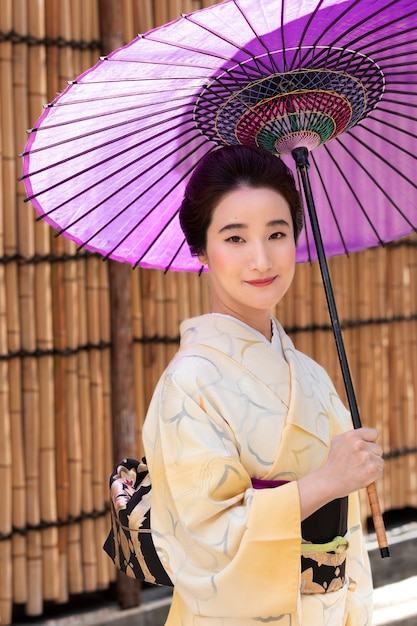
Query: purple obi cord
xmin=251 ymin=477 xmax=289 ymax=489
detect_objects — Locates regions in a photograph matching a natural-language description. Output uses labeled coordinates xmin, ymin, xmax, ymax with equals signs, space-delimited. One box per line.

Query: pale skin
xmin=199 ymin=184 xmax=384 ymax=521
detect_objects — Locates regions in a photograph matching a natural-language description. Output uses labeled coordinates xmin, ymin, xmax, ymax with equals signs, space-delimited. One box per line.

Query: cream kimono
xmin=142 ymin=314 xmax=373 ymax=626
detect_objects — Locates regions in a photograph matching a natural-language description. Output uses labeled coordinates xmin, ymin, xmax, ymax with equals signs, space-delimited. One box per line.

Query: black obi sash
xmin=300 ymin=496 xmax=348 ymax=594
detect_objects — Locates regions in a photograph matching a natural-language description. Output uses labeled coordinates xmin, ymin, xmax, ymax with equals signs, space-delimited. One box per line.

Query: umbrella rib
xmin=308 ymin=152 xmax=350 ymax=257
xmin=371 ymin=107 xmax=417 ymax=125
xmin=298 ymin=0 xmax=363 ymax=66
xmin=301 ymin=0 xmax=407 ymax=67
xmin=230 ymin=0 xmax=281 ymax=74
xmin=366 ymin=113 xmax=417 ymax=142
xmin=342 ymin=133 xmax=417 ymax=232
xmin=354 ymin=25 xmax=417 ymax=56
xmin=20 ymin=109 xmax=193 ymax=182
xmin=343 ymin=5 xmax=417 ymax=53
xmin=385 ymin=88 xmax=417 ymax=98
xmin=143 ymin=28 xmax=247 ymax=68
xmin=163 ymin=238 xmax=188 ymax=274
xmin=26 ymin=120 xmax=195 ymax=208
xmin=75 ymin=135 xmax=208 ymax=253
xmin=280 ymin=0 xmax=288 ymax=72
xmin=70 ymin=75 xmax=208 ymax=84
xmin=379 ymin=61 xmax=417 ymax=72
xmin=371 ymin=47 xmax=417 ymax=65
xmin=386 ymin=79 xmax=417 ymax=85
xmin=321 ymin=141 xmax=386 ymax=246
xmin=104 ymin=143 xmax=212 ymax=263
xmin=37 ymin=85 xmax=199 ymax=109
xmin=70 ymin=75 xmax=215 ymax=84
xmin=288 ymin=0 xmax=327 ymax=72
xmin=182 ymin=9 xmax=276 ymax=77
xmin=376 ymin=98 xmax=417 ymax=113
xmin=21 ymin=102 xmax=194 ymax=160
xmin=24 ymin=93 xmax=196 ymax=131
xmin=101 ymin=56 xmax=222 ymax=72
xmin=357 ymin=123 xmax=417 ymax=163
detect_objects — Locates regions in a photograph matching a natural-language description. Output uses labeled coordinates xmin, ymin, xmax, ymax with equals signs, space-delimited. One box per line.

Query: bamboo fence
xmin=0 ymin=0 xmax=416 ymax=623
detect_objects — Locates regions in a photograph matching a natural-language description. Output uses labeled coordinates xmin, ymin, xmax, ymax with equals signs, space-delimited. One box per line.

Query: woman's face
xmin=199 ymin=186 xmax=296 ymax=331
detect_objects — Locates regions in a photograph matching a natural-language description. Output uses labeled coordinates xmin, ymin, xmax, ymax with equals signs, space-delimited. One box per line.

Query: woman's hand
xmin=323 ymin=427 xmax=384 ymax=496
xmin=298 ymin=427 xmax=384 ymax=521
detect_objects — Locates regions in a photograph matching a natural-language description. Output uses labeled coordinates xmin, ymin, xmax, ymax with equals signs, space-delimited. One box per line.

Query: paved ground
xmin=368 ymin=519 xmax=417 ymax=626
xmin=12 ymin=518 xmax=417 ymax=626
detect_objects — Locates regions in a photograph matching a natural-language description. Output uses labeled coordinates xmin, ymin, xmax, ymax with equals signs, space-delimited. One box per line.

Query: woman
xmin=142 ymin=144 xmax=383 ymax=625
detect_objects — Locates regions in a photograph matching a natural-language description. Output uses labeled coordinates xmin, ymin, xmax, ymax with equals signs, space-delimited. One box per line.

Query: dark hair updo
xmin=179 ymin=144 xmax=304 ymax=257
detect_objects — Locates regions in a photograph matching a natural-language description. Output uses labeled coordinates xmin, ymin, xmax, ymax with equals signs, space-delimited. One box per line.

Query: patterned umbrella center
xmin=194 ymin=46 xmax=385 ymax=155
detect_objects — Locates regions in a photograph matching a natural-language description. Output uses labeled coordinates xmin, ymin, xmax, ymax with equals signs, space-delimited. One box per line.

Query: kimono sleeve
xmin=143 ymin=354 xmax=302 ymax=620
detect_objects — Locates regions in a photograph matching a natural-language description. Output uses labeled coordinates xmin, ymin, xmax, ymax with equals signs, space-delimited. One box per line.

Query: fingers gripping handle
xmin=367 ymin=482 xmax=390 ymax=558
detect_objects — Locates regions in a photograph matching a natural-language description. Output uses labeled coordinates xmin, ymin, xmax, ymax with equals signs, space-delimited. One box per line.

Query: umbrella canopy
xmin=21 ymin=0 xmax=417 ymax=272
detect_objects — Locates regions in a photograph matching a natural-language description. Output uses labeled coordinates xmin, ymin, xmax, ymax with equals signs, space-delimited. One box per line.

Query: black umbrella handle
xmin=292 ymin=147 xmax=390 ymax=558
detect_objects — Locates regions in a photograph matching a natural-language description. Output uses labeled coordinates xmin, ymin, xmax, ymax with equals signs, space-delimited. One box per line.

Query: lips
xmin=245 ymin=277 xmax=276 ymax=287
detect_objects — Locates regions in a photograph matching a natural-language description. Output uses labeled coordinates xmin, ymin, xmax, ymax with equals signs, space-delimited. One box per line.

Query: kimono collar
xmin=180 ymin=314 xmax=334 ymax=446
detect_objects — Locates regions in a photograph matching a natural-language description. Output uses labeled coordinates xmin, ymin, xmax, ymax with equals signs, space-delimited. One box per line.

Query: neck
xmin=210 ymin=306 xmax=272 ymax=341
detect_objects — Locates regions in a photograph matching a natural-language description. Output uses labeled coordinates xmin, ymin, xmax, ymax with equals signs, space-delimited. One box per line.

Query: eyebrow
xmin=218 ymin=219 xmax=290 ymax=233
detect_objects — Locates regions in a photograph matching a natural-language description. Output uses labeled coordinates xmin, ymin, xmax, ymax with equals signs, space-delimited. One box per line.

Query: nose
xmin=248 ymin=241 xmax=272 ymax=272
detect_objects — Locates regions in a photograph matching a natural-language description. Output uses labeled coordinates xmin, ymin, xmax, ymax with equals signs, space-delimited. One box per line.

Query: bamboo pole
xmin=64 ymin=250 xmax=84 ymax=595
xmin=156 ymin=271 xmax=168 ymax=377
xmin=132 ymin=269 xmax=147 ymax=455
xmin=409 ymin=239 xmax=417 ymax=507
xmin=78 ymin=258 xmax=98 ymax=594
xmin=142 ymin=269 xmax=158 ymax=409
xmin=19 ymin=0 xmax=49 ymax=613
xmin=399 ymin=243 xmax=416 ymax=507
xmin=30 ymin=52 xmax=59 ymax=601
xmin=164 ymin=271 xmax=181 ymax=363
xmin=177 ymin=271 xmax=191 ymax=323
xmin=370 ymin=247 xmax=390 ymax=512
xmin=99 ymin=0 xmax=142 ymax=608
xmin=386 ymin=244 xmax=405 ymax=511
xmin=44 ymin=0 xmax=71 ymax=605
xmin=181 ymin=0 xmax=195 ymax=14
xmin=56 ymin=0 xmax=86 ymax=598
xmin=86 ymin=256 xmax=110 ymax=592
xmin=81 ymin=0 xmax=99 ymax=71
xmin=154 ymin=0 xmax=169 ymax=26
xmin=0 ymin=280 xmax=12 ymax=626
xmin=96 ymin=258 xmax=113 ymax=589
xmin=169 ymin=0 xmax=184 ymax=20
xmin=187 ymin=271 xmax=201 ymax=320
xmin=69 ymin=0 xmax=82 ymax=76
xmin=0 ymin=0 xmax=15 ymax=622
xmin=136 ymin=0 xmax=154 ymax=34
xmin=9 ymin=356 xmax=27 ymax=607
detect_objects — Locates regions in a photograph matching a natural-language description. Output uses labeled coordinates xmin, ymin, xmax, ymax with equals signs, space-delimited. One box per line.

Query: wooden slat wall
xmin=0 ymin=0 xmax=416 ymax=622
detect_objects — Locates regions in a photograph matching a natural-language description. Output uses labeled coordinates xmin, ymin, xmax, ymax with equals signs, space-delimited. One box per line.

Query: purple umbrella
xmin=21 ymin=0 xmax=417 ymax=555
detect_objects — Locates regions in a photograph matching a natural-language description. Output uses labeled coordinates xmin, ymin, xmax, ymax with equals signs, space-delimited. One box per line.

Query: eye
xmin=226 ymin=235 xmax=244 ymax=243
xmin=269 ymin=231 xmax=284 ymax=240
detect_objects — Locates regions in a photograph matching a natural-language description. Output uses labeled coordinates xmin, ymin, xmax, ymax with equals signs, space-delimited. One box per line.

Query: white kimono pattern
xmin=143 ymin=314 xmax=373 ymax=625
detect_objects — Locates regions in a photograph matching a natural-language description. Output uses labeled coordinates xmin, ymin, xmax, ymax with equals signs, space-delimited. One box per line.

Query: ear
xmin=198 ymin=252 xmax=207 ymax=265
